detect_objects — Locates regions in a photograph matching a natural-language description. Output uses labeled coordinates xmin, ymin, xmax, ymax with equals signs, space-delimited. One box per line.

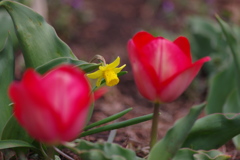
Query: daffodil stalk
xmin=87 ymin=56 xmax=126 ymax=87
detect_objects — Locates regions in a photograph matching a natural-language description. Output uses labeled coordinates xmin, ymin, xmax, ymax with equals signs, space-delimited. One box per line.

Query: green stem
xmin=150 ymin=102 xmax=160 ymax=150
xmin=40 ymin=143 xmax=50 ymax=160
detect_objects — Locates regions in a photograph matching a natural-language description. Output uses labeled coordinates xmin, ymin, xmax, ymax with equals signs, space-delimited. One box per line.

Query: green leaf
xmin=194 ymin=154 xmax=230 ymax=160
xmin=77 ymin=150 xmax=126 ymax=160
xmin=222 ymin=89 xmax=240 ymax=150
xmin=79 ymin=63 xmax=101 ymax=73
xmin=70 ymin=139 xmax=140 ymax=160
xmin=193 ymin=150 xmax=231 ymax=160
xmin=0 ymin=1 xmax=77 ymax=68
xmin=215 ymin=16 xmax=237 ymax=46
xmin=36 ymin=57 xmax=100 ymax=74
xmin=173 ymin=148 xmax=231 ymax=160
xmin=84 ymin=108 xmax=132 ymax=131
xmin=80 ymin=113 xmax=153 ymax=137
xmin=118 ymin=71 xmax=128 ymax=77
xmin=0 ymin=140 xmax=36 ymax=150
xmin=223 ymin=89 xmax=240 ymax=113
xmin=187 ymin=17 xmax=231 ymax=74
xmin=86 ymin=103 xmax=95 ymax=127
xmin=216 ymin=15 xmax=240 ymax=100
xmin=173 ymin=148 xmax=196 ymax=160
xmin=148 ymin=103 xmax=205 ymax=160
xmin=182 ymin=113 xmax=240 ymax=150
xmin=0 ymin=8 xmax=18 ymax=49
xmin=233 ymin=135 xmax=240 ymax=150
xmin=205 ymin=66 xmax=235 ymax=114
xmin=1 ymin=115 xmax=33 ymax=143
xmin=0 ymin=35 xmax=14 ymax=138
xmin=187 ymin=17 xmax=219 ymax=58
xmin=210 ymin=16 xmax=240 ymax=149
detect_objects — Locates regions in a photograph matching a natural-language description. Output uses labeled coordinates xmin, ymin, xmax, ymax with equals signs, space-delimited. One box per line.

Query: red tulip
xmin=127 ymin=31 xmax=211 ymax=103
xmin=9 ymin=65 xmax=93 ymax=144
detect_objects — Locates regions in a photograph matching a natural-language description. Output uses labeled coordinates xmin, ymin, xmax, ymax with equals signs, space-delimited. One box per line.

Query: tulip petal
xmin=10 ymin=77 xmax=59 ymax=143
xmin=61 ymin=107 xmax=88 ymax=141
xmin=21 ymin=69 xmax=41 ymax=87
xmin=9 ymin=65 xmax=92 ymax=144
xmin=42 ymin=66 xmax=91 ymax=130
xmin=21 ymin=70 xmax=47 ymax=103
xmin=173 ymin=36 xmax=192 ymax=60
xmin=141 ymin=38 xmax=192 ymax=82
xmin=44 ymin=66 xmax=91 ymax=142
xmin=133 ymin=62 xmax=158 ymax=101
xmin=132 ymin=31 xmax=155 ymax=49
xmin=20 ymin=105 xmax=59 ymax=143
xmin=9 ymin=84 xmax=27 ymax=124
xmin=128 ymin=40 xmax=159 ymax=101
xmin=158 ymin=56 xmax=211 ymax=102
xmin=107 ymin=57 xmax=120 ymax=69
xmin=10 ymin=69 xmax=52 ymax=120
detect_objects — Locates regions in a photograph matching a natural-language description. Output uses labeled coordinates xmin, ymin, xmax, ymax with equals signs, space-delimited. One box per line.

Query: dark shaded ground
xmin=47 ymin=0 xmax=240 ymax=159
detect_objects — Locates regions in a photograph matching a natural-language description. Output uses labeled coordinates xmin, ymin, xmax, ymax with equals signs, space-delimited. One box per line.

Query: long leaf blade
xmin=216 ymin=15 xmax=240 ymax=79
xmin=84 ymin=108 xmax=132 ymax=131
xmin=80 ymin=113 xmax=153 ymax=137
xmin=0 ymin=1 xmax=77 ymax=68
xmin=0 ymin=35 xmax=14 ymax=138
xmin=0 ymin=140 xmax=36 ymax=150
xmin=1 ymin=115 xmax=33 ymax=143
xmin=173 ymin=148 xmax=231 ymax=160
xmin=36 ymin=57 xmax=100 ymax=74
xmin=205 ymin=66 xmax=235 ymax=114
xmin=182 ymin=113 xmax=240 ymax=150
xmin=0 ymin=8 xmax=18 ymax=49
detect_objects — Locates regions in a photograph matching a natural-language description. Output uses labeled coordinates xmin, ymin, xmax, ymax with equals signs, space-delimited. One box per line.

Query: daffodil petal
xmin=87 ymin=70 xmax=103 ymax=79
xmin=99 ymin=66 xmax=107 ymax=71
xmin=113 ymin=64 xmax=126 ymax=73
xmin=96 ymin=77 xmax=103 ymax=87
xmin=107 ymin=57 xmax=120 ymax=69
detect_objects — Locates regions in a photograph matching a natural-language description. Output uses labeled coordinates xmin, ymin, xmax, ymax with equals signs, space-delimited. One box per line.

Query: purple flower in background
xmin=62 ymin=0 xmax=82 ymax=9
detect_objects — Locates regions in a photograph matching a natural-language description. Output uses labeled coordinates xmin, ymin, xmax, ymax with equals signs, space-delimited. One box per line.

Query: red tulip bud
xmin=9 ymin=65 xmax=93 ymax=144
xmin=128 ymin=31 xmax=211 ymax=103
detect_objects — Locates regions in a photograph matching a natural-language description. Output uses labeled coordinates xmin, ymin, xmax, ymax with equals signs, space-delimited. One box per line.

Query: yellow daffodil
xmin=87 ymin=57 xmax=126 ymax=87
